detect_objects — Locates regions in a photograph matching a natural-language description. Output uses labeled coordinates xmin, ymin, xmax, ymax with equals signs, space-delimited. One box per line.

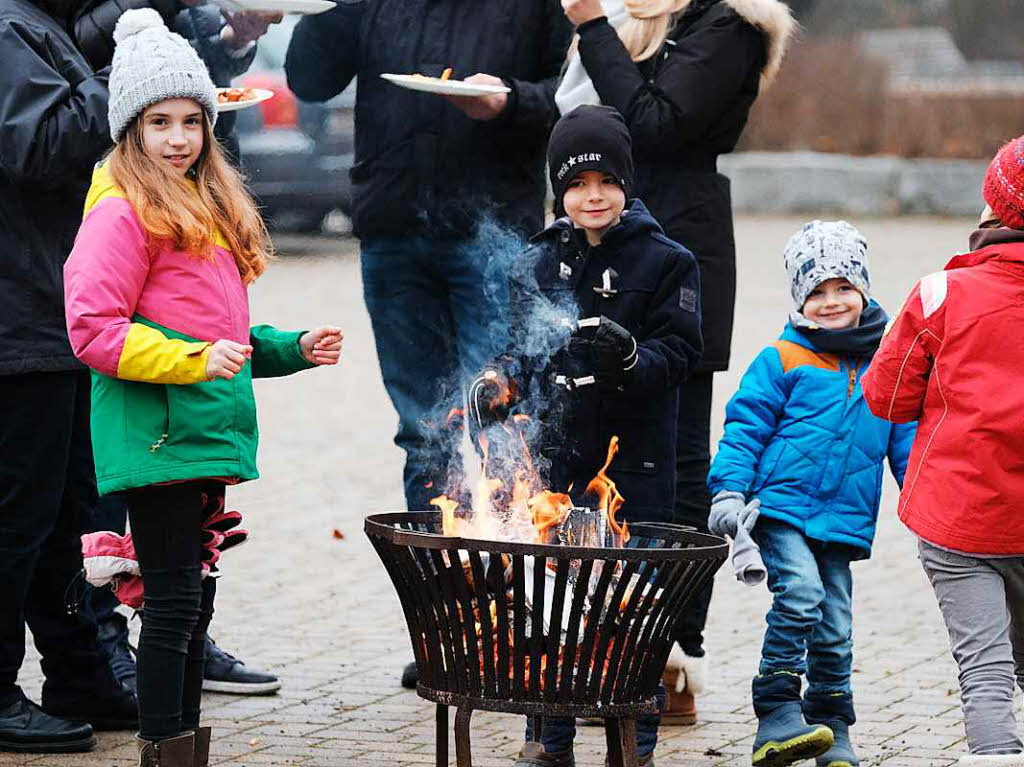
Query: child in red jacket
xmin=862 ymin=136 xmax=1024 ymax=766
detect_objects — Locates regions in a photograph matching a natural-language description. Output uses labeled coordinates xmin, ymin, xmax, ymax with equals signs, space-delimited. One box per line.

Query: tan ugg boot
xmin=193 ymin=727 xmax=211 ymax=767
xmin=661 ymin=644 xmax=707 ymax=726
xmin=136 ymin=731 xmax=195 ymax=767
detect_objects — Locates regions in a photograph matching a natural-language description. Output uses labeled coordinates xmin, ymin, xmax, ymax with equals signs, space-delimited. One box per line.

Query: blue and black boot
xmin=803 ymin=692 xmax=858 ymax=767
xmin=751 ymin=673 xmax=833 ymax=767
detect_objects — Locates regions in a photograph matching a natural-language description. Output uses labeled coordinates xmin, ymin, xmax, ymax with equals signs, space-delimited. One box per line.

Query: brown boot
xmin=661 ymin=645 xmax=705 ymax=726
xmin=193 ymin=727 xmax=211 ymax=767
xmin=136 ymin=732 xmax=195 ymax=767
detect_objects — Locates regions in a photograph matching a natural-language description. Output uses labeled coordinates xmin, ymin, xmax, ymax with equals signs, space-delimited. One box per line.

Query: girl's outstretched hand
xmin=207 ymin=339 xmax=253 ymax=381
xmin=300 ymin=326 xmax=344 ymax=366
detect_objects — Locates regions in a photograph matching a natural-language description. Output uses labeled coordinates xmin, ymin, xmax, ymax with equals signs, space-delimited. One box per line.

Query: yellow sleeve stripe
xmin=116 ymin=323 xmax=211 ymax=385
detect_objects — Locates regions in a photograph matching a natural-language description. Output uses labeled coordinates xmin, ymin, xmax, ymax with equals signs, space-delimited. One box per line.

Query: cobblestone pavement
xmin=8 ymin=216 xmax=1021 ymax=767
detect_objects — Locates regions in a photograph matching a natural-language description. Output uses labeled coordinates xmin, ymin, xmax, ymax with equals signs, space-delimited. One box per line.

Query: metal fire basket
xmin=365 ymin=512 xmax=728 ymax=767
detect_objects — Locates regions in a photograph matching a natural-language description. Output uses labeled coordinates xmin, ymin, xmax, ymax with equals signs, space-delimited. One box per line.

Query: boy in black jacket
xmin=474 ymin=105 xmax=702 ymax=767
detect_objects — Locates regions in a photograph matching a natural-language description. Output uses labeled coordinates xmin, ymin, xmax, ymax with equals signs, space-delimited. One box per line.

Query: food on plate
xmin=216 ymin=87 xmax=257 ymax=104
xmin=440 ymin=67 xmax=452 ymax=81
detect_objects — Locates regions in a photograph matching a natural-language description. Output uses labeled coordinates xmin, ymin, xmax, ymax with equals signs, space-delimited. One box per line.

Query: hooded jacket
xmin=709 ymin=321 xmax=916 ymax=556
xmin=0 ymin=0 xmax=112 ymax=375
xmin=574 ymin=0 xmax=795 ymax=371
xmin=283 ymin=0 xmax=572 ymax=239
xmin=862 ymin=229 xmax=1024 ymax=556
xmin=512 ymin=199 xmax=702 ymax=523
xmin=63 ymin=165 xmax=314 ymax=494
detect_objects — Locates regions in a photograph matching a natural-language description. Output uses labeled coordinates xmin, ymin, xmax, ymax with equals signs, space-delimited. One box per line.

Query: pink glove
xmin=81 ymin=531 xmax=144 ymax=608
xmin=201 ymin=508 xmax=249 ymax=576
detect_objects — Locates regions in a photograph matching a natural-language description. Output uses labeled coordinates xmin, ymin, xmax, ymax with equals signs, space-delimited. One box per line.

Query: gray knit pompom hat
xmin=108 ymin=8 xmax=218 ymax=142
xmin=783 ymin=220 xmax=870 ymax=311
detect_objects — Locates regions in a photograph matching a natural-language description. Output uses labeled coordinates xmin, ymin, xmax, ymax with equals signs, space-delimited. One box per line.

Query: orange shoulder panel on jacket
xmin=771 ymin=340 xmax=840 ymax=373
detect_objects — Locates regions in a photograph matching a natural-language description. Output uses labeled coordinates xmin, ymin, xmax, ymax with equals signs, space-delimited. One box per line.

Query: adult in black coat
xmin=557 ymin=0 xmax=795 ymax=722
xmin=284 ymin=1 xmax=572 ymax=508
xmin=0 ymin=0 xmax=138 ymax=751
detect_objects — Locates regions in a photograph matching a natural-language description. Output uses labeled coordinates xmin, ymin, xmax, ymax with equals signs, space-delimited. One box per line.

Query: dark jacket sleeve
xmin=0 ymin=20 xmax=111 ymax=188
xmin=73 ymin=0 xmax=180 ymax=70
xmin=285 ymin=0 xmax=361 ymax=102
xmin=576 ymin=12 xmax=764 ymax=149
xmin=623 ymin=244 xmax=703 ymax=396
xmin=493 ymin=0 xmax=572 ymax=135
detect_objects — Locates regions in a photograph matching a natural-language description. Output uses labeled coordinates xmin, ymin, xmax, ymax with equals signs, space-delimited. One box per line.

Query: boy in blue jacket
xmin=707 ymin=221 xmax=915 ymax=767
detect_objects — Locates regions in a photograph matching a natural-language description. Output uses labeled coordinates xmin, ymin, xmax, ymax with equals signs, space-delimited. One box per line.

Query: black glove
xmin=591 ymin=316 xmax=638 ymax=385
xmin=468 ymin=364 xmax=516 ymax=431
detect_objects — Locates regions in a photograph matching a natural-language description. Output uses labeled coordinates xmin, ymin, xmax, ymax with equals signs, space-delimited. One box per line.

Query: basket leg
xmin=604 ymin=718 xmax=639 ymax=767
xmin=455 ymin=706 xmax=473 ymax=767
xmin=436 ymin=705 xmax=448 ymax=767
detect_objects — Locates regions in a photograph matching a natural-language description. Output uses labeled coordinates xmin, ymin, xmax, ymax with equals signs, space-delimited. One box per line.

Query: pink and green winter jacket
xmin=64 ymin=164 xmax=314 ymax=494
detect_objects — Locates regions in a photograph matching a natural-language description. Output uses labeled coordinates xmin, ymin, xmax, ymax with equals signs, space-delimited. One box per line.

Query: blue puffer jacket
xmin=708 ymin=324 xmax=916 ymax=557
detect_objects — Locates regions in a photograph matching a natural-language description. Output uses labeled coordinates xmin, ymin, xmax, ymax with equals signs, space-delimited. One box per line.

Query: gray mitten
xmin=708 ymin=491 xmax=746 ymax=538
xmin=731 ymin=524 xmax=766 ymax=586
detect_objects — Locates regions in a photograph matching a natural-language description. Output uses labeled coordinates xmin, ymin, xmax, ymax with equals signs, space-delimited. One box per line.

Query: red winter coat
xmin=861 ymin=229 xmax=1024 ymax=556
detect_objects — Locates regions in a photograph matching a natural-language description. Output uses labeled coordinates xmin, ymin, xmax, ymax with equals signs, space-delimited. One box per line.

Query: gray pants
xmin=919 ymin=539 xmax=1024 ymax=755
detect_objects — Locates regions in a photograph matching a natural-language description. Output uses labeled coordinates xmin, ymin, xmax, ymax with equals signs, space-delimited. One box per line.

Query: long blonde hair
xmin=108 ymin=110 xmax=271 ymax=284
xmin=619 ymin=0 xmax=692 ymax=61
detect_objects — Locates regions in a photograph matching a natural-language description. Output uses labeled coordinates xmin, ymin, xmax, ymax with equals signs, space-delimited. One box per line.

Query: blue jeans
xmin=754 ymin=518 xmax=855 ymax=699
xmin=523 ymin=686 xmax=664 ymax=757
xmin=361 ymin=236 xmax=508 ymax=511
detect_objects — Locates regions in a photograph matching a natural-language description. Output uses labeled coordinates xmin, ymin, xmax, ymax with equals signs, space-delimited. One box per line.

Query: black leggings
xmin=672 ymin=372 xmax=714 ymax=657
xmin=127 ymin=481 xmax=221 ymax=741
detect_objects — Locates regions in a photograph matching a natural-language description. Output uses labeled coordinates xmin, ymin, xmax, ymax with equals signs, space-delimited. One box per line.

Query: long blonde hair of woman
xmin=619 ymin=0 xmax=693 ymax=61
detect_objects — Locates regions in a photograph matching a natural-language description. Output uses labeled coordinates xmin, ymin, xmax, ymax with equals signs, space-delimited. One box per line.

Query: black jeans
xmin=127 ymin=482 xmax=220 ymax=741
xmin=0 ymin=371 xmax=109 ymax=705
xmin=672 ymin=372 xmax=714 ymax=657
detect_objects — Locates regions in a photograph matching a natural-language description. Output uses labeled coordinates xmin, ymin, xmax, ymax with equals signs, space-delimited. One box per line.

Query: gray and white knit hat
xmin=783 ymin=220 xmax=870 ymax=311
xmin=108 ymin=8 xmax=218 ymax=142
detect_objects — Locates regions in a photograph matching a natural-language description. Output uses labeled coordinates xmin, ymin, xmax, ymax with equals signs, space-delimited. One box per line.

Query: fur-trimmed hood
xmin=720 ymin=0 xmax=796 ymax=84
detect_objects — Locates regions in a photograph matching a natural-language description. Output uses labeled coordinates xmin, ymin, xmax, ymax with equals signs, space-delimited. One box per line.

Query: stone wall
xmin=721 ymin=151 xmax=986 ymax=217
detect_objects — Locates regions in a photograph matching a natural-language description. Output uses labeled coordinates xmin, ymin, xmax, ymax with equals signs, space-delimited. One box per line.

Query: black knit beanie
xmin=547 ymin=105 xmax=633 ymax=217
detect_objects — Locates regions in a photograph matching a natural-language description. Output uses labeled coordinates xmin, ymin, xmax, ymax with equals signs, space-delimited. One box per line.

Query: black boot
xmin=42 ymin=667 xmax=138 ymax=731
xmin=401 ymin=660 xmax=418 ymax=689
xmin=0 ymin=692 xmax=95 ymax=753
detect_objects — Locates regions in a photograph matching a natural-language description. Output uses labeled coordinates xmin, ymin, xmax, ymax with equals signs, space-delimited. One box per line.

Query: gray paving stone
xmin=13 ymin=218 xmax=1018 ymax=766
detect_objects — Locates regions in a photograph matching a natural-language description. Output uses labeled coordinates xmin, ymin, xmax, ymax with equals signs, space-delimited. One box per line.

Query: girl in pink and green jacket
xmin=62 ymin=10 xmax=341 ymax=762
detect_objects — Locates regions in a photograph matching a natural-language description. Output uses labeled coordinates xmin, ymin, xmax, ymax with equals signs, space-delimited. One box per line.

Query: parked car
xmin=233 ymin=17 xmax=354 ymax=231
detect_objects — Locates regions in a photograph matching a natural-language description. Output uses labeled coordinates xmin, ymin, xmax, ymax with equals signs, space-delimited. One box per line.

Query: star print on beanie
xmin=547 ymin=105 xmax=633 ymax=217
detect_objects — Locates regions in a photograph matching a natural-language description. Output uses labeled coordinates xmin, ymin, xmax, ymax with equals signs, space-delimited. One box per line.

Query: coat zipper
xmin=846 ymin=365 xmax=857 ymax=399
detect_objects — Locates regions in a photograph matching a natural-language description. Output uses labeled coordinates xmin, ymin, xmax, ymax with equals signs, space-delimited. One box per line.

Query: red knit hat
xmin=983 ymin=136 xmax=1024 ymax=230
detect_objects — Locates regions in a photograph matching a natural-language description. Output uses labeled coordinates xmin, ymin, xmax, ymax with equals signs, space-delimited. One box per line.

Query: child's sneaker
xmin=957 ymin=756 xmax=1024 ymax=766
xmin=751 ymin=674 xmax=833 ymax=767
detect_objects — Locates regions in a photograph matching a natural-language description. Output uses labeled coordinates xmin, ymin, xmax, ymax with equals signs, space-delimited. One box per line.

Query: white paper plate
xmin=212 ymin=0 xmax=335 ymax=15
xmin=216 ymin=88 xmax=274 ymax=112
xmin=380 ymin=73 xmax=511 ymax=97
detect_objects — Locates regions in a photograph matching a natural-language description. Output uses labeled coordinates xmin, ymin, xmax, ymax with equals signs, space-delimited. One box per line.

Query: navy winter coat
xmin=511 ymin=199 xmax=703 ymax=523
xmin=708 ymin=324 xmax=916 ymax=556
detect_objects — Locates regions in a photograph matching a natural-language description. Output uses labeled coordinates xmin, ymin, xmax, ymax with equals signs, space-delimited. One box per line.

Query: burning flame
xmin=430 ymin=405 xmax=627 ymax=546
xmin=528 ymin=491 xmax=573 ymax=540
xmin=585 ymin=436 xmax=629 ymax=545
